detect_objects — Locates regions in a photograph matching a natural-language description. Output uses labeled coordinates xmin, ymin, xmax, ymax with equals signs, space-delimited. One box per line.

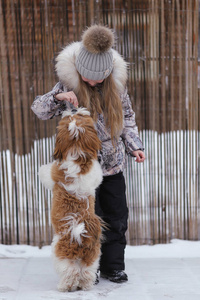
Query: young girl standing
xmin=31 ymin=24 xmax=145 ymax=283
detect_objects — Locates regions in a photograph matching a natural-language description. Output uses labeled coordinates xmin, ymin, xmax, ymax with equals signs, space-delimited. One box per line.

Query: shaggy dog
xmin=39 ymin=108 xmax=103 ymax=292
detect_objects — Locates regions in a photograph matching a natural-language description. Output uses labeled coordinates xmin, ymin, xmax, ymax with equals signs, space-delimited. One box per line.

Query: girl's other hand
xmin=55 ymin=91 xmax=79 ymax=108
xmin=132 ymin=150 xmax=145 ymax=163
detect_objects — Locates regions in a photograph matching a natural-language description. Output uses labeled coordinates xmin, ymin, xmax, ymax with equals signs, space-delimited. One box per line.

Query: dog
xmin=39 ymin=107 xmax=103 ymax=292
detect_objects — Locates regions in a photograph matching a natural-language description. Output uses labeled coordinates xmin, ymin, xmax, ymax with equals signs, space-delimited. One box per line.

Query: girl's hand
xmin=55 ymin=91 xmax=79 ymax=108
xmin=132 ymin=150 xmax=145 ymax=163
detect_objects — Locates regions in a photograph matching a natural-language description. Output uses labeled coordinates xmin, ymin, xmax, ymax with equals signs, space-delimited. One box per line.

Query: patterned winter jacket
xmin=31 ymin=42 xmax=144 ymax=176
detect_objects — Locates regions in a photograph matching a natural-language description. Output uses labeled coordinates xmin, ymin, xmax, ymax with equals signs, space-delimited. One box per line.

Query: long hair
xmin=76 ymin=74 xmax=124 ymax=143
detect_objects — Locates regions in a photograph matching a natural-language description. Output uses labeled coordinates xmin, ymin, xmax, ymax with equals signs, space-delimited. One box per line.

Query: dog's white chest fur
xmin=61 ymin=159 xmax=103 ymax=197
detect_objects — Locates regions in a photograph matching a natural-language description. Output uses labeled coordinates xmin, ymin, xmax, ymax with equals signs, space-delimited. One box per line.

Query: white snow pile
xmin=0 ymin=239 xmax=200 ymax=258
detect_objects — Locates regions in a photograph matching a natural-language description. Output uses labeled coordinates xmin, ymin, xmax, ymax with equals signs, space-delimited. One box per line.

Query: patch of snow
xmin=125 ymin=239 xmax=200 ymax=259
xmin=1 ymin=240 xmax=200 ymax=300
xmin=1 ymin=239 xmax=200 ymax=259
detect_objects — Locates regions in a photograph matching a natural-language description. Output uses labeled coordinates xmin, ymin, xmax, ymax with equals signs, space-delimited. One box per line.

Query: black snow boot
xmin=100 ymin=270 xmax=128 ymax=283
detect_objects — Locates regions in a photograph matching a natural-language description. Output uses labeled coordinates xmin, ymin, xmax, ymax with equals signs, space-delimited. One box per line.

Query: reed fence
xmin=0 ymin=0 xmax=199 ymax=246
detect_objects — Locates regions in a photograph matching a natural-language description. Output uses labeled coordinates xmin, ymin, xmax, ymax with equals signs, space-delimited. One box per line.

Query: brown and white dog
xmin=39 ymin=108 xmax=103 ymax=292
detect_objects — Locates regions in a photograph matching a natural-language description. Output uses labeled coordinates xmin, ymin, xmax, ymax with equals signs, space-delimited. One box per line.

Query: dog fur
xmin=39 ymin=108 xmax=103 ymax=292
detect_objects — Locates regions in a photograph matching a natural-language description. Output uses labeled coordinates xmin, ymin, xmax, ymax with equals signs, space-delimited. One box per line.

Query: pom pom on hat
xmin=75 ymin=24 xmax=114 ymax=81
xmin=82 ymin=24 xmax=114 ymax=54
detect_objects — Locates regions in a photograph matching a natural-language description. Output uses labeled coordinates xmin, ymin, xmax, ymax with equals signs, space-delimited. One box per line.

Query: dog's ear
xmin=53 ymin=118 xmax=74 ymax=161
xmin=53 ymin=122 xmax=69 ymax=161
xmin=53 ymin=140 xmax=63 ymax=161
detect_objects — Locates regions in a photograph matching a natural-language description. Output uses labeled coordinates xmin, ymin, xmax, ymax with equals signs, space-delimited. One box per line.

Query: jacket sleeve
xmin=121 ymin=89 xmax=144 ymax=155
xmin=31 ymin=82 xmax=74 ymax=120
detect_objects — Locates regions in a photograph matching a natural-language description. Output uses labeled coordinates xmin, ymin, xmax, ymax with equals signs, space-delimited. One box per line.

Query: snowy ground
xmin=0 ymin=239 xmax=200 ymax=300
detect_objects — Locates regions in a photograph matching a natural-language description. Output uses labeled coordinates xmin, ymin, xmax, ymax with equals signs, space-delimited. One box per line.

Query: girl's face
xmin=81 ymin=76 xmax=104 ymax=87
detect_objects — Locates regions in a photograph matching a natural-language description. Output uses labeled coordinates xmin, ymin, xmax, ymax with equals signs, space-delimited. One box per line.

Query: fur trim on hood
xmin=55 ymin=42 xmax=128 ymax=93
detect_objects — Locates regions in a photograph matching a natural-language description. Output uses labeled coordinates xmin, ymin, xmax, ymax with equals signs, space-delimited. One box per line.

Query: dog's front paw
xmin=92 ymin=160 xmax=103 ymax=188
xmin=39 ymin=162 xmax=55 ymax=190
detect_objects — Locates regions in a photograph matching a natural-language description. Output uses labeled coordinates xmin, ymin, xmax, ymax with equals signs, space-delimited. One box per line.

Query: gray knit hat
xmin=75 ymin=25 xmax=114 ymax=81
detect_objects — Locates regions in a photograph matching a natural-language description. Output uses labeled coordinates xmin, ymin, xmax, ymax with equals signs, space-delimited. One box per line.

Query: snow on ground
xmin=1 ymin=239 xmax=200 ymax=259
xmin=0 ymin=240 xmax=200 ymax=300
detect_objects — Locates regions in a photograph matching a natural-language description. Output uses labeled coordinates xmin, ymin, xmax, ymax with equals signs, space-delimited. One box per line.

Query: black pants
xmin=95 ymin=172 xmax=128 ymax=272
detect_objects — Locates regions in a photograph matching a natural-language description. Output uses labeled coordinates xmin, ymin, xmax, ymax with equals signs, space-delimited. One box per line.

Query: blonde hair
xmin=76 ymin=74 xmax=124 ymax=143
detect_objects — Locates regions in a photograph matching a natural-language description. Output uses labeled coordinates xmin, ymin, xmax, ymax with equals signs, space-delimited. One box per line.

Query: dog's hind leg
xmin=56 ymin=260 xmax=80 ymax=292
xmin=78 ymin=256 xmax=100 ymax=290
xmin=51 ymin=234 xmax=81 ymax=292
xmin=53 ymin=255 xmax=98 ymax=292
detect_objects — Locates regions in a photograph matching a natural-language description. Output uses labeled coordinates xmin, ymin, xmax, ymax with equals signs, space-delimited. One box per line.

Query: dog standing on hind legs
xmin=39 ymin=108 xmax=103 ymax=292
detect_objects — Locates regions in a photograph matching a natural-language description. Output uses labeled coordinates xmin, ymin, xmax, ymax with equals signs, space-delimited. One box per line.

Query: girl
xmin=31 ymin=24 xmax=145 ymax=283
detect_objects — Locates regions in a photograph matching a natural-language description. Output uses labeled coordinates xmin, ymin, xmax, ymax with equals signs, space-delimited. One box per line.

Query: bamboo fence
xmin=0 ymin=0 xmax=199 ymax=246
